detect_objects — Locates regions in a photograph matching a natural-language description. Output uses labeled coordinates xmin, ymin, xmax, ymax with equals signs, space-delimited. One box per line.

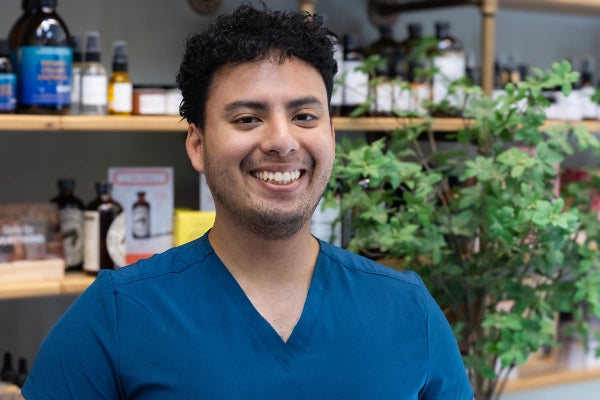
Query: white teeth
xmin=254 ymin=170 xmax=301 ymax=185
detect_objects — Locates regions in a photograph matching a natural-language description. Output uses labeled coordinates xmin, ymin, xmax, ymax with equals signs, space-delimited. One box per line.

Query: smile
xmin=253 ymin=170 xmax=302 ymax=185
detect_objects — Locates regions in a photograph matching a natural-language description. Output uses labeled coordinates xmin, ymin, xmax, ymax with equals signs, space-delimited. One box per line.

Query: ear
xmin=185 ymin=123 xmax=206 ymax=174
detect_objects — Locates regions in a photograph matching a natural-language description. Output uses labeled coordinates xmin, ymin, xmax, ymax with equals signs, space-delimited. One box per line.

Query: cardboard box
xmin=109 ymin=167 xmax=174 ymax=265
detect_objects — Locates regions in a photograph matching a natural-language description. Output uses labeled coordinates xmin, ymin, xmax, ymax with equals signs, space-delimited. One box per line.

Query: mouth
xmin=252 ymin=169 xmax=303 ymax=185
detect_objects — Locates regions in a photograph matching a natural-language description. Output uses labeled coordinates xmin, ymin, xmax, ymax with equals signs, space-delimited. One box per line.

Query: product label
xmin=433 ymin=52 xmax=466 ymax=105
xmin=343 ymin=60 xmax=369 ymax=106
xmin=19 ymin=46 xmax=72 ymax=106
xmin=132 ymin=205 xmax=150 ymax=238
xmin=138 ymin=93 xmax=166 ymax=114
xmin=106 ymin=212 xmax=126 ymax=268
xmin=83 ymin=210 xmax=100 ymax=272
xmin=82 ymin=75 xmax=108 ymax=106
xmin=0 ymin=73 xmax=17 ymax=111
xmin=110 ymin=82 xmax=133 ymax=112
xmin=59 ymin=208 xmax=84 ymax=267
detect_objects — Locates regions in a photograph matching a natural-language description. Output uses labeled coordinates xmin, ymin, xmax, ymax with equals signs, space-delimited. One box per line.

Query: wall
xmin=0 ymin=0 xmax=599 ymax=395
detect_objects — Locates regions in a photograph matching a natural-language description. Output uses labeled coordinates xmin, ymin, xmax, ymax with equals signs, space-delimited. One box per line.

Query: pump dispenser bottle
xmin=81 ymin=31 xmax=107 ymax=115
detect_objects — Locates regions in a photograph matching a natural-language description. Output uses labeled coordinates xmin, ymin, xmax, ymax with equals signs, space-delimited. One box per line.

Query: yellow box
xmin=173 ymin=209 xmax=216 ymax=246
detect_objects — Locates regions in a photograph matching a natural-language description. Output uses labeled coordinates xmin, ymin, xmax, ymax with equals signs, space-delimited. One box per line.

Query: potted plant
xmin=324 ymin=57 xmax=600 ymax=399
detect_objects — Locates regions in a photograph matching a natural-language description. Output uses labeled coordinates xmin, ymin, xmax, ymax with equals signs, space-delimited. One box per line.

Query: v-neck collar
xmin=207 ymin=238 xmax=332 ymax=349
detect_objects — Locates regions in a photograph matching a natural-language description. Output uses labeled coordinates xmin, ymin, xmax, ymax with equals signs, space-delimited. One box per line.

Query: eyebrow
xmin=222 ymin=96 xmax=324 ymax=115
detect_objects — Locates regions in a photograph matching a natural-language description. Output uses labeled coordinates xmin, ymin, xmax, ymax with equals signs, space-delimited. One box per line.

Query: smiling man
xmin=20 ymin=4 xmax=473 ymax=399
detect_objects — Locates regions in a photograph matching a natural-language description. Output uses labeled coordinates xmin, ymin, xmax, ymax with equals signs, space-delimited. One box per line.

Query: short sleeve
xmin=420 ymin=287 xmax=474 ymax=400
xmin=21 ymin=271 xmax=122 ymax=400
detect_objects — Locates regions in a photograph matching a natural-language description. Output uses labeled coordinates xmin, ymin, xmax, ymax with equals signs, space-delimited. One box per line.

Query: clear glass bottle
xmin=0 ymin=39 xmax=17 ymax=114
xmin=68 ymin=35 xmax=82 ymax=114
xmin=83 ymin=182 xmax=124 ymax=272
xmin=17 ymin=0 xmax=72 ymax=114
xmin=51 ymin=178 xmax=85 ymax=271
xmin=108 ymin=40 xmax=133 ymax=115
xmin=132 ymin=191 xmax=150 ymax=239
xmin=81 ymin=31 xmax=107 ymax=115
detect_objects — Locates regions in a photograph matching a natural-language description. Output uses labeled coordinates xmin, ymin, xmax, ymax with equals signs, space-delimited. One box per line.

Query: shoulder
xmin=317 ymin=240 xmax=431 ymax=309
xmin=99 ymin=234 xmax=214 ymax=289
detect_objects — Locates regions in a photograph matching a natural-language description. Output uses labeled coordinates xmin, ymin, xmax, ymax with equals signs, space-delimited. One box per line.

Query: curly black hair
xmin=177 ymin=3 xmax=338 ymax=128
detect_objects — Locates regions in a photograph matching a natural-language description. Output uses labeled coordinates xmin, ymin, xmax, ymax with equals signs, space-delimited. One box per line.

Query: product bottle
xmin=80 ymin=31 xmax=107 ymax=115
xmin=8 ymin=0 xmax=39 ymax=66
xmin=68 ymin=35 xmax=82 ymax=114
xmin=83 ymin=182 xmax=124 ymax=272
xmin=132 ymin=191 xmax=150 ymax=239
xmin=15 ymin=357 xmax=28 ymax=388
xmin=51 ymin=178 xmax=85 ymax=271
xmin=340 ymin=34 xmax=368 ymax=116
xmin=325 ymin=22 xmax=343 ymax=117
xmin=17 ymin=0 xmax=71 ymax=114
xmin=108 ymin=40 xmax=133 ymax=115
xmin=365 ymin=24 xmax=402 ymax=115
xmin=1 ymin=352 xmax=16 ymax=384
xmin=432 ymin=21 xmax=465 ymax=106
xmin=399 ymin=22 xmax=428 ymax=114
xmin=579 ymin=56 xmax=598 ymax=120
xmin=0 ymin=39 xmax=17 ymax=114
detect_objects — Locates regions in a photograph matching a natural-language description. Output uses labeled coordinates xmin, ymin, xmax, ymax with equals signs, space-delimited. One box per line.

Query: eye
xmin=293 ymin=113 xmax=317 ymax=123
xmin=233 ymin=115 xmax=262 ymax=128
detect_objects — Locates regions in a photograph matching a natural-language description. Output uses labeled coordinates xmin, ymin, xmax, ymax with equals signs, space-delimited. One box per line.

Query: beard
xmin=203 ymin=150 xmax=329 ymax=241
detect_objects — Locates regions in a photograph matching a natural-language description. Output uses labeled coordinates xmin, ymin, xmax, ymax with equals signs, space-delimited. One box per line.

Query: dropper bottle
xmin=80 ymin=31 xmax=107 ymax=115
xmin=108 ymin=40 xmax=132 ymax=115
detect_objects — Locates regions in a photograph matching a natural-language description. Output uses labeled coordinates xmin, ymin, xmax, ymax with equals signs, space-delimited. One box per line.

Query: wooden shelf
xmin=504 ymin=365 xmax=600 ymax=393
xmin=1 ymin=115 xmax=600 ymax=133
xmin=0 ymin=272 xmax=95 ymax=300
xmin=0 ymin=115 xmax=187 ymax=132
xmin=500 ymin=0 xmax=600 ymax=16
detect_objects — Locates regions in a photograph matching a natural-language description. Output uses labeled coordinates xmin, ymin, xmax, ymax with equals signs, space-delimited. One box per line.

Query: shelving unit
xmin=0 ymin=272 xmax=94 ymax=300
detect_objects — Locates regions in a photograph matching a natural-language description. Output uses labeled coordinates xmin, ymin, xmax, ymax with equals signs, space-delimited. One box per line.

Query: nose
xmin=260 ymin=116 xmax=299 ymax=157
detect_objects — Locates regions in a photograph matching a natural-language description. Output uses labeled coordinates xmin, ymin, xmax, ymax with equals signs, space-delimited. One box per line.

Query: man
xmin=21 ymin=4 xmax=473 ymax=399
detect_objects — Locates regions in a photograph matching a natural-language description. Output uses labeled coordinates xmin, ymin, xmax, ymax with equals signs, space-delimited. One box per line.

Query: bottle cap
xmin=0 ymin=39 xmax=9 ymax=57
xmin=68 ymin=35 xmax=82 ymax=63
xmin=57 ymin=178 xmax=75 ymax=192
xmin=95 ymin=182 xmax=112 ymax=195
xmin=84 ymin=31 xmax=101 ymax=62
xmin=407 ymin=23 xmax=422 ymax=38
xmin=112 ymin=40 xmax=128 ymax=72
xmin=40 ymin=0 xmax=57 ymax=9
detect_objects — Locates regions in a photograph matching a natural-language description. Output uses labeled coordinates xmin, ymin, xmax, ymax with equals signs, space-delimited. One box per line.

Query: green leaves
xmin=325 ymin=56 xmax=600 ymax=397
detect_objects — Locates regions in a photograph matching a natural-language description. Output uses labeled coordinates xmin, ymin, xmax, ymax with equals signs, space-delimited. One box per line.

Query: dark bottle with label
xmin=432 ymin=21 xmax=465 ymax=105
xmin=0 ymin=39 xmax=17 ymax=114
xmin=51 ymin=178 xmax=84 ymax=271
xmin=15 ymin=357 xmax=28 ymax=388
xmin=365 ymin=24 xmax=403 ymax=116
xmin=340 ymin=34 xmax=368 ymax=116
xmin=1 ymin=352 xmax=17 ymax=384
xmin=83 ymin=182 xmax=124 ymax=272
xmin=17 ymin=0 xmax=72 ymax=114
xmin=132 ymin=191 xmax=150 ymax=239
xmin=8 ymin=0 xmax=40 ymax=69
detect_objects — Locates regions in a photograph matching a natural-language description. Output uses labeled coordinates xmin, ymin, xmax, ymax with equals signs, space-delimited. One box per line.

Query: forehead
xmin=206 ymin=56 xmax=327 ymax=105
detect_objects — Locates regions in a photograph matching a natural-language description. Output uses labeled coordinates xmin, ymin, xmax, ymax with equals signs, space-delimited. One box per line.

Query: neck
xmin=208 ymin=217 xmax=319 ymax=286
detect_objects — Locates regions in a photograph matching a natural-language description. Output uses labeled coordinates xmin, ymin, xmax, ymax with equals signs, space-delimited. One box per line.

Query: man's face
xmin=186 ymin=56 xmax=335 ymax=240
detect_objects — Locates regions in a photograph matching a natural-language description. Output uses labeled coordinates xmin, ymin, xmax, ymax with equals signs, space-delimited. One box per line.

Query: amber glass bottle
xmin=83 ymin=182 xmax=124 ymax=272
